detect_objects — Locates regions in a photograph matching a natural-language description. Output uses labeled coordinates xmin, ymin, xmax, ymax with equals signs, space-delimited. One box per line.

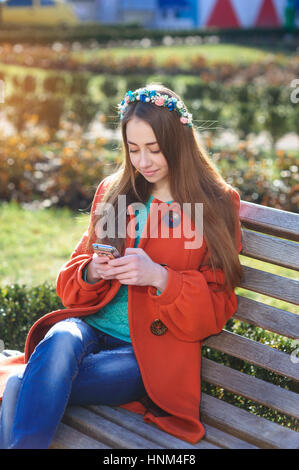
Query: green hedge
xmin=0 ymin=282 xmax=63 ymax=351
xmin=0 ymin=22 xmax=299 ymax=50
xmin=0 ymin=282 xmax=297 ymax=431
xmin=0 ymin=23 xmax=297 ymax=46
xmin=1 ymin=69 xmax=297 ymax=139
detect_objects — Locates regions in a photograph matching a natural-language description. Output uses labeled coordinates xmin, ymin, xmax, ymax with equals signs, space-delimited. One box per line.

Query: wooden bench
xmin=2 ymin=200 xmax=299 ymax=449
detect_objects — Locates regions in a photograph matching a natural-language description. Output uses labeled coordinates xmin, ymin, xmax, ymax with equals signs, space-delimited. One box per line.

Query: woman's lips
xmin=142 ymin=170 xmax=158 ymax=176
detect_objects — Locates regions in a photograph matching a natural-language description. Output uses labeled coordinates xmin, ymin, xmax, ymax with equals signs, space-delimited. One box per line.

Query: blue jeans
xmin=0 ymin=317 xmax=146 ymax=449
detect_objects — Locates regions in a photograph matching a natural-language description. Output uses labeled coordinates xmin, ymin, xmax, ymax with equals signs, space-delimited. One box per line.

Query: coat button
xmin=150 ymin=319 xmax=168 ymax=336
xmin=163 ymin=210 xmax=181 ymax=228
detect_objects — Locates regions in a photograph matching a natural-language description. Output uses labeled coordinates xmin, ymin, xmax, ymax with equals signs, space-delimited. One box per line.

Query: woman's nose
xmin=139 ymin=151 xmax=152 ymax=168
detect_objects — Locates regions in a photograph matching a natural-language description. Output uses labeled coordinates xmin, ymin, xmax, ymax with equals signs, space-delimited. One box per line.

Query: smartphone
xmin=92 ymin=243 xmax=121 ymax=259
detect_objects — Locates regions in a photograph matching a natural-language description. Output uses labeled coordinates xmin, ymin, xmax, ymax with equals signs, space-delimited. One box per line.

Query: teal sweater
xmin=82 ymin=195 xmax=172 ymax=342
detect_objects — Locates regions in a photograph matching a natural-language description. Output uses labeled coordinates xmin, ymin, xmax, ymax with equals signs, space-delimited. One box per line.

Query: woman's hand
xmin=85 ymin=253 xmax=113 ymax=283
xmin=101 ymin=247 xmax=168 ymax=290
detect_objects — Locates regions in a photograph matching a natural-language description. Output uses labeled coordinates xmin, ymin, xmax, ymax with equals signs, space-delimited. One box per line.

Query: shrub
xmin=0 ymin=116 xmax=110 ymax=209
xmin=100 ymin=77 xmax=119 ymax=98
xmin=23 ymin=75 xmax=37 ymax=93
xmin=43 ymin=75 xmax=67 ymax=94
xmin=0 ymin=282 xmax=63 ymax=352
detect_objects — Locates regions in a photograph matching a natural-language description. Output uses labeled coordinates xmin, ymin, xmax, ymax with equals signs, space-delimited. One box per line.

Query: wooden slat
xmin=200 ymin=393 xmax=299 ymax=449
xmin=0 ymin=401 xmax=260 ymax=451
xmin=202 ymin=357 xmax=299 ymax=419
xmin=203 ymin=330 xmax=299 ymax=381
xmin=103 ymin=405 xmax=258 ymax=449
xmin=87 ymin=405 xmax=220 ymax=449
xmin=0 ymin=350 xmax=23 ymax=358
xmin=51 ymin=422 xmax=111 ymax=449
xmin=235 ymin=295 xmax=299 ymax=339
xmin=62 ymin=406 xmax=163 ymax=449
xmin=241 ymin=228 xmax=299 ymax=271
xmin=202 ymin=423 xmax=259 ymax=449
xmin=240 ymin=265 xmax=299 ymax=305
xmin=240 ymin=201 xmax=299 ymax=242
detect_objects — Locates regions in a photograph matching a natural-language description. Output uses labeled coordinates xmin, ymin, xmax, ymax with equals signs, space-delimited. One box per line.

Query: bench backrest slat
xmin=240 ymin=265 xmax=299 ymax=305
xmin=235 ymin=296 xmax=299 ymax=339
xmin=240 ymin=201 xmax=299 ymax=241
xmin=200 ymin=393 xmax=299 ymax=449
xmin=203 ymin=330 xmax=298 ymax=381
xmin=202 ymin=358 xmax=299 ymax=419
xmin=241 ymin=229 xmax=299 ymax=271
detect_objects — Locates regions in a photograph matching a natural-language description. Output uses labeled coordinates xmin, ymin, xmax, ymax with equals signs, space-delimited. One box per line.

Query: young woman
xmin=0 ymin=83 xmax=243 ymax=449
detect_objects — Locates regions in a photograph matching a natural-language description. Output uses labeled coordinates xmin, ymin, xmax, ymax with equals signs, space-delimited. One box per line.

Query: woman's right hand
xmin=86 ymin=253 xmax=114 ymax=283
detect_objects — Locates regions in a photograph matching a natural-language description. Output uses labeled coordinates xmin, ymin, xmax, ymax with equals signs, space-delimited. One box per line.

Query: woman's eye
xmin=129 ymin=149 xmax=160 ymax=154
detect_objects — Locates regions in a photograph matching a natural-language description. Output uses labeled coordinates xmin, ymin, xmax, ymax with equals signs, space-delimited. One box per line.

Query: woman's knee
xmin=43 ymin=319 xmax=85 ymax=352
xmin=34 ymin=318 xmax=97 ymax=368
xmin=5 ymin=371 xmax=23 ymax=396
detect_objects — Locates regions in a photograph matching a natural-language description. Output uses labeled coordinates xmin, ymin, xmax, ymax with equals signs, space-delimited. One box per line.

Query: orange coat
xmin=0 ymin=177 xmax=242 ymax=445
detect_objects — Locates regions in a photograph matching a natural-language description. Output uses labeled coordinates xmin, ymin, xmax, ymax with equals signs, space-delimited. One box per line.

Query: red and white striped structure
xmin=200 ymin=0 xmax=286 ymax=28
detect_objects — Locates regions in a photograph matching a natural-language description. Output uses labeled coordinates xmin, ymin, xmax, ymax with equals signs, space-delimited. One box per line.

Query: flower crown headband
xmin=117 ymin=88 xmax=193 ymax=128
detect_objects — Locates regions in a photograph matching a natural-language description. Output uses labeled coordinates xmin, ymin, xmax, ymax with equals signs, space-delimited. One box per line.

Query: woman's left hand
xmin=101 ymin=247 xmax=164 ymax=287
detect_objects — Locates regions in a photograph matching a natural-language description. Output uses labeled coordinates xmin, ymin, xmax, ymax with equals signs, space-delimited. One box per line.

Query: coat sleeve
xmin=147 ymin=189 xmax=242 ymax=342
xmin=56 ymin=177 xmax=111 ymax=308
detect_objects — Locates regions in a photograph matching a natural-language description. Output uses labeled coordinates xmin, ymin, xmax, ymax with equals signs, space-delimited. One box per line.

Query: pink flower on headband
xmin=180 ymin=116 xmax=188 ymax=124
xmin=155 ymin=96 xmax=165 ymax=106
xmin=125 ymin=96 xmax=131 ymax=104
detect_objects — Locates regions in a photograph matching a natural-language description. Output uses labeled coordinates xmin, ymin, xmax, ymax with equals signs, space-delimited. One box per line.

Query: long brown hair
xmin=86 ymin=82 xmax=243 ymax=293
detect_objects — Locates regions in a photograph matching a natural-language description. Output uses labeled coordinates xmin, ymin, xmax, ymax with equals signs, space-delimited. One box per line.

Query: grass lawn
xmin=0 ymin=200 xmax=89 ymax=288
xmin=1 ymin=200 xmax=298 ymax=315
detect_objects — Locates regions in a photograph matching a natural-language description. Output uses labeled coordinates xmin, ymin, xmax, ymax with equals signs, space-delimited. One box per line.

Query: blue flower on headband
xmin=139 ymin=93 xmax=148 ymax=103
xmin=167 ymin=97 xmax=177 ymax=111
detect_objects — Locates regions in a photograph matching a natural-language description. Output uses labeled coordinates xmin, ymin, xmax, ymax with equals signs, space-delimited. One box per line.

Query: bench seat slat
xmin=203 ymin=330 xmax=299 ymax=381
xmin=51 ymin=422 xmax=111 ymax=449
xmin=241 ymin=229 xmax=299 ymax=271
xmin=200 ymin=393 xmax=299 ymax=449
xmin=202 ymin=423 xmax=259 ymax=449
xmin=62 ymin=406 xmax=163 ymax=449
xmin=240 ymin=265 xmax=299 ymax=305
xmin=202 ymin=357 xmax=299 ymax=419
xmin=91 ymin=404 xmax=258 ymax=449
xmin=235 ymin=295 xmax=299 ymax=339
xmin=240 ymin=201 xmax=299 ymax=242
xmin=86 ymin=405 xmax=220 ymax=449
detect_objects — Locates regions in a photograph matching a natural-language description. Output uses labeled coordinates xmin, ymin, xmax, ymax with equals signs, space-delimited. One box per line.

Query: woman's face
xmin=126 ymin=118 xmax=169 ymax=190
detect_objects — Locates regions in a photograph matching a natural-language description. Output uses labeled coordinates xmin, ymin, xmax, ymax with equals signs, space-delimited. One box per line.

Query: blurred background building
xmin=95 ymin=0 xmax=289 ymax=29
xmin=1 ymin=0 xmax=298 ymax=28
